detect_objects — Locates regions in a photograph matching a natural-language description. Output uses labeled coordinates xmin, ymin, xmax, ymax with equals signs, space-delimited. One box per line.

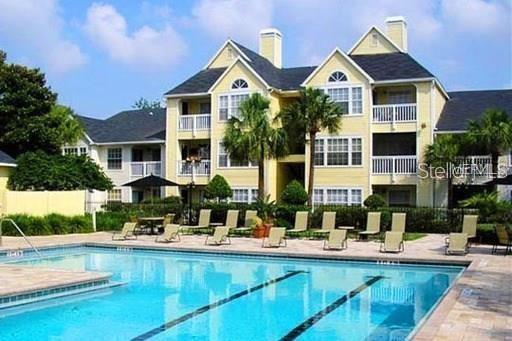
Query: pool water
xmin=0 ymin=247 xmax=463 ymax=340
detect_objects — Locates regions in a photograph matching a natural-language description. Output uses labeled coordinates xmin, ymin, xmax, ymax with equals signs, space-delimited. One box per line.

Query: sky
xmin=0 ymin=0 xmax=510 ymax=119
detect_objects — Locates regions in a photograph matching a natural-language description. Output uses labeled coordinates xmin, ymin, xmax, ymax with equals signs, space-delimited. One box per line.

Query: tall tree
xmin=132 ymin=97 xmax=162 ymax=109
xmin=223 ymin=93 xmax=288 ymax=198
xmin=467 ymin=108 xmax=512 ymax=181
xmin=0 ymin=51 xmax=83 ymax=156
xmin=279 ymin=87 xmax=344 ymax=205
xmin=424 ymin=134 xmax=460 ymax=208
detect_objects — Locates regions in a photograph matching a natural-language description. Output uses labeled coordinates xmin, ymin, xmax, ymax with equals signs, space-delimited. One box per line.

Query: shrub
xmin=2 ymin=214 xmax=92 ymax=236
xmin=363 ymin=194 xmax=386 ymax=209
xmin=204 ymin=175 xmax=232 ymax=201
xmin=281 ymin=180 xmax=308 ymax=205
xmin=459 ymin=192 xmax=499 ymax=221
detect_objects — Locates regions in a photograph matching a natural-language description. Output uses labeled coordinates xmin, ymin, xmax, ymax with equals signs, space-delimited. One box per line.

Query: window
xmin=371 ymin=33 xmax=379 ymax=47
xmin=231 ymin=79 xmax=248 ymax=89
xmin=107 ymin=148 xmax=122 ymax=170
xmin=218 ymin=93 xmax=249 ymax=120
xmin=388 ymin=190 xmax=411 ymax=206
xmin=388 ymin=90 xmax=413 ymax=104
xmin=107 ymin=189 xmax=122 ymax=202
xmin=218 ymin=143 xmax=252 ymax=168
xmin=231 ymin=188 xmax=258 ymax=204
xmin=328 ymin=71 xmax=347 ymax=83
xmin=325 ymin=86 xmax=363 ymax=115
xmin=63 ymin=146 xmax=88 ymax=156
xmin=313 ymin=188 xmax=362 ymax=206
xmin=315 ymin=137 xmax=363 ymax=166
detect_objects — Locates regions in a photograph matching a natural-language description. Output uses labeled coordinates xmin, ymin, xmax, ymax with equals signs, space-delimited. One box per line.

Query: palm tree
xmin=467 ymin=109 xmax=512 ymax=181
xmin=223 ymin=93 xmax=288 ymax=198
xmin=424 ymin=134 xmax=460 ymax=208
xmin=279 ymin=87 xmax=344 ymax=205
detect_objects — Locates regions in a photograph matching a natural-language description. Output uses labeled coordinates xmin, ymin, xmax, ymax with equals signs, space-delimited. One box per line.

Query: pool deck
xmin=0 ymin=232 xmax=511 ymax=340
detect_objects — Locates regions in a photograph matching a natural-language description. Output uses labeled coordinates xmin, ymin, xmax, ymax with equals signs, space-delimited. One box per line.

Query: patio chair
xmin=205 ymin=226 xmax=231 ymax=246
xmin=358 ymin=212 xmax=381 ymax=240
xmin=224 ymin=210 xmax=239 ymax=229
xmin=180 ymin=209 xmax=211 ymax=231
xmin=156 ymin=214 xmax=175 ymax=231
xmin=492 ymin=225 xmax=512 ymax=255
xmin=262 ymin=227 xmax=287 ymax=248
xmin=462 ymin=215 xmax=478 ymax=243
xmin=445 ymin=233 xmax=468 ymax=255
xmin=112 ymin=222 xmax=138 ymax=240
xmin=235 ymin=210 xmax=258 ymax=232
xmin=287 ymin=211 xmax=309 ymax=233
xmin=313 ymin=212 xmax=336 ymax=235
xmin=323 ymin=229 xmax=347 ymax=251
xmin=380 ymin=232 xmax=404 ymax=253
xmin=155 ymin=224 xmax=180 ymax=243
xmin=391 ymin=213 xmax=406 ymax=233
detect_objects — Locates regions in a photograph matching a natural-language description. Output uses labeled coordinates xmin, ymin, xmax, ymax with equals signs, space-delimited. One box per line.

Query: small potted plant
xmin=252 ymin=195 xmax=277 ymax=238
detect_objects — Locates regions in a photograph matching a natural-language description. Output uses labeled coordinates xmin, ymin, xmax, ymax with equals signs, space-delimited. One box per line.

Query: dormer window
xmin=328 ymin=71 xmax=347 ymax=83
xmin=231 ymin=79 xmax=248 ymax=89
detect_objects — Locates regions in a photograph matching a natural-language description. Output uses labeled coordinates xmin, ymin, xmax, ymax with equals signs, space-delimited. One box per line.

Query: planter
xmin=253 ymin=223 xmax=272 ymax=238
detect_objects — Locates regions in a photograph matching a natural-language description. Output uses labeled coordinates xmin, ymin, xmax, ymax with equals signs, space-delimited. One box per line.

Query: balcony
xmin=178 ymin=114 xmax=211 ymax=136
xmin=372 ymin=104 xmax=417 ymax=124
xmin=177 ymin=160 xmax=211 ymax=176
xmin=372 ymin=156 xmax=417 ymax=175
xmin=131 ymin=161 xmax=161 ymax=177
xmin=454 ymin=156 xmax=493 ymax=179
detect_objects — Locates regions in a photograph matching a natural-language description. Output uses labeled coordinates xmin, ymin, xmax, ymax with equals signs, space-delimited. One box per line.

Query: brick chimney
xmin=259 ymin=28 xmax=282 ymax=68
xmin=386 ymin=17 xmax=408 ymax=52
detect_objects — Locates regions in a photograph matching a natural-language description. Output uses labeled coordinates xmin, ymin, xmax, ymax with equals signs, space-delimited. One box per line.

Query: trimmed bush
xmin=2 ymin=214 xmax=93 ymax=236
xmin=363 ymin=194 xmax=386 ymax=209
xmin=204 ymin=175 xmax=232 ymax=201
xmin=281 ymin=180 xmax=308 ymax=205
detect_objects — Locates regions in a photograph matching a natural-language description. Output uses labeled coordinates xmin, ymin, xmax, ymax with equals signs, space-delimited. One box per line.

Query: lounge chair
xmin=492 ymin=225 xmax=511 ymax=255
xmin=445 ymin=233 xmax=468 ymax=255
xmin=205 ymin=227 xmax=231 ymax=246
xmin=223 ymin=210 xmax=239 ymax=229
xmin=180 ymin=209 xmax=211 ymax=231
xmin=462 ymin=215 xmax=478 ymax=243
xmin=235 ymin=210 xmax=258 ymax=231
xmin=262 ymin=227 xmax=287 ymax=248
xmin=112 ymin=222 xmax=138 ymax=240
xmin=380 ymin=232 xmax=404 ymax=253
xmin=313 ymin=212 xmax=336 ymax=235
xmin=358 ymin=212 xmax=381 ymax=240
xmin=155 ymin=224 xmax=180 ymax=243
xmin=323 ymin=229 xmax=347 ymax=250
xmin=287 ymin=211 xmax=308 ymax=233
xmin=391 ymin=213 xmax=406 ymax=233
xmin=156 ymin=213 xmax=175 ymax=231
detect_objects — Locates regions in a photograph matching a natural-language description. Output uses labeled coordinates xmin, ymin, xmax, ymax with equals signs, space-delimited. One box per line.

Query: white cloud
xmin=0 ymin=0 xmax=86 ymax=73
xmin=83 ymin=3 xmax=186 ymax=70
xmin=192 ymin=0 xmax=273 ymax=45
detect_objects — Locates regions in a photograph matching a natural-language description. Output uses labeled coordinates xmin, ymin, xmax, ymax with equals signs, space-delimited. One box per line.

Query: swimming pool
xmin=0 ymin=246 xmax=464 ymax=340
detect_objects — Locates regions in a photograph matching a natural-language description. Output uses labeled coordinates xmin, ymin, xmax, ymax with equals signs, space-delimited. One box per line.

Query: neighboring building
xmin=66 ymin=108 xmax=166 ymax=206
xmin=163 ymin=17 xmax=512 ymax=207
xmin=0 ymin=150 xmax=16 ymax=214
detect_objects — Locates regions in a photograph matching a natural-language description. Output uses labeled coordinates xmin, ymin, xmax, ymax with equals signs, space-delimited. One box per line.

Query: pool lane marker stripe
xmin=131 ymin=270 xmax=306 ymax=341
xmin=280 ymin=275 xmax=385 ymax=340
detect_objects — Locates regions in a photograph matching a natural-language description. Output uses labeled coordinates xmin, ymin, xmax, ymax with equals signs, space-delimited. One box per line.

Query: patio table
xmin=138 ymin=217 xmax=164 ymax=235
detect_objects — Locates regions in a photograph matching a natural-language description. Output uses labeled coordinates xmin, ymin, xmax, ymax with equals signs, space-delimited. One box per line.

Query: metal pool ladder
xmin=0 ymin=218 xmax=43 ymax=258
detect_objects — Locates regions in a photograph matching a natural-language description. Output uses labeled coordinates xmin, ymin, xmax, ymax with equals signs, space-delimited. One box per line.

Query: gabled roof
xmin=165 ymin=68 xmax=226 ymax=96
xmin=78 ymin=108 xmax=166 ymax=144
xmin=350 ymin=53 xmax=434 ymax=81
xmin=348 ymin=26 xmax=403 ymax=55
xmin=0 ymin=150 xmax=16 ymax=166
xmin=436 ymin=89 xmax=512 ymax=132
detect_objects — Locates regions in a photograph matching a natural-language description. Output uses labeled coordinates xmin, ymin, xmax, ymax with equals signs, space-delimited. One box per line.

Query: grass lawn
xmin=404 ymin=232 xmax=427 ymax=241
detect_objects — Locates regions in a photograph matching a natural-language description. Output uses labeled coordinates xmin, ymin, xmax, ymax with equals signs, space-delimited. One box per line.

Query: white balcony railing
xmin=455 ymin=156 xmax=493 ymax=178
xmin=130 ymin=161 xmax=162 ymax=177
xmin=178 ymin=114 xmax=211 ymax=136
xmin=177 ymin=160 xmax=211 ymax=177
xmin=372 ymin=104 xmax=417 ymax=125
xmin=372 ymin=156 xmax=417 ymax=175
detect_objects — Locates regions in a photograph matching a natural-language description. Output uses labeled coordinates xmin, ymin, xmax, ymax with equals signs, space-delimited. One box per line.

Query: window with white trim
xmin=218 ymin=93 xmax=250 ymax=121
xmin=107 ymin=148 xmax=122 ymax=170
xmin=231 ymin=188 xmax=258 ymax=204
xmin=325 ymin=86 xmax=363 ymax=115
xmin=107 ymin=189 xmax=122 ymax=202
xmin=63 ymin=146 xmax=88 ymax=156
xmin=388 ymin=90 xmax=413 ymax=104
xmin=315 ymin=137 xmax=362 ymax=166
xmin=313 ymin=188 xmax=362 ymax=206
xmin=218 ymin=143 xmax=252 ymax=168
xmin=328 ymin=71 xmax=347 ymax=82
xmin=231 ymin=79 xmax=248 ymax=89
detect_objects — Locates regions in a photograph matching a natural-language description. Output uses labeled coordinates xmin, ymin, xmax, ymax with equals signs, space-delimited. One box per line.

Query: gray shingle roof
xmin=165 ymin=44 xmax=436 ymax=95
xmin=436 ymin=89 xmax=512 ymax=131
xmin=350 ymin=53 xmax=434 ymax=80
xmin=0 ymin=150 xmax=15 ymax=165
xmin=78 ymin=108 xmax=166 ymax=144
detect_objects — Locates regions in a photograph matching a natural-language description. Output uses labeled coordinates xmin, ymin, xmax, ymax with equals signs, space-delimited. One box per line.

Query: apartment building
xmin=163 ymin=17 xmax=511 ymax=207
xmin=65 ymin=108 xmax=166 ymax=205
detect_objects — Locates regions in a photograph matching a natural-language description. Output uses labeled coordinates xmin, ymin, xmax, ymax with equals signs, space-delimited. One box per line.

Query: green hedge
xmin=1 ymin=214 xmax=93 ymax=236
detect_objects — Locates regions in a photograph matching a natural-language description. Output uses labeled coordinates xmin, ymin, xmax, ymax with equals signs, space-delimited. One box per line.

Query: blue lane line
xmin=280 ymin=275 xmax=385 ymax=340
xmin=131 ymin=270 xmax=306 ymax=340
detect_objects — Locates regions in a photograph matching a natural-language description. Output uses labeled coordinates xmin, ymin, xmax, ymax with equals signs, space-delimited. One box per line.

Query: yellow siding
xmin=350 ymin=28 xmax=400 ymax=55
xmin=0 ymin=167 xmax=11 ymax=214
xmin=386 ymin=22 xmax=407 ymax=51
xmin=208 ymin=43 xmax=241 ymax=68
xmin=259 ymin=32 xmax=282 ymax=68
